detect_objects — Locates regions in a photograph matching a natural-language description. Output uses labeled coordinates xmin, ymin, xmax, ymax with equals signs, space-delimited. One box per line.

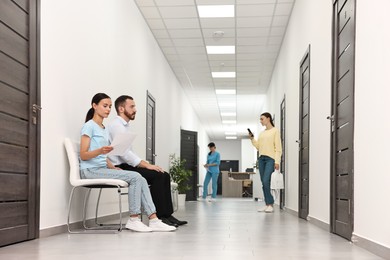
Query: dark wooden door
xmin=180 ymin=130 xmax=198 ymax=201
xmin=330 ymin=0 xmax=355 ymax=240
xmin=146 ymin=91 xmax=155 ymax=164
xmin=0 ymin=0 xmax=40 ymax=246
xmin=279 ymin=96 xmax=286 ymax=209
xmin=298 ymin=46 xmax=310 ymax=220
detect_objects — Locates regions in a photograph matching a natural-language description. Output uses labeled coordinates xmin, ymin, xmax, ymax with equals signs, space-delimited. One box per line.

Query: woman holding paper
xmin=79 ymin=93 xmax=175 ymax=232
xmin=249 ymin=112 xmax=282 ymax=213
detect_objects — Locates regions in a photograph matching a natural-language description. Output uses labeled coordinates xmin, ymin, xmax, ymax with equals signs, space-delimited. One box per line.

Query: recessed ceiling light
xmin=226 ymin=136 xmax=237 ymax=140
xmin=206 ymin=46 xmax=235 ymax=54
xmin=222 ymin=120 xmax=236 ymax=124
xmin=225 ymin=132 xmax=237 ymax=135
xmin=212 ymin=72 xmax=236 ymax=78
xmin=197 ymin=5 xmax=235 ymax=18
xmin=216 ymin=89 xmax=236 ymax=95
xmin=221 ymin=112 xmax=236 ymax=117
xmin=218 ymin=103 xmax=236 ymax=107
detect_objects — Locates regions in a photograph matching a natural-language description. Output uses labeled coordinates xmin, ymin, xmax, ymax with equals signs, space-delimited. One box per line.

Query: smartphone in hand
xmin=247 ymin=128 xmax=254 ymax=137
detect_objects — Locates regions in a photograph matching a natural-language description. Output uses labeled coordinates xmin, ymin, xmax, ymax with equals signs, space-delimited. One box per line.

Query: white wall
xmin=215 ymin=140 xmax=241 ymax=163
xmin=267 ymin=0 xmax=390 ymax=250
xmin=241 ymin=139 xmax=257 ymax=172
xmin=266 ymin=0 xmax=332 ymax=222
xmin=354 ymin=0 xmax=390 ymax=248
xmin=40 ymin=0 xmax=208 ymax=229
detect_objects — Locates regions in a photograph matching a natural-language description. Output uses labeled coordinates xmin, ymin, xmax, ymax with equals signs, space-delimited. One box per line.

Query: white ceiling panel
xmin=164 ymin=18 xmax=200 ymax=29
xmin=140 ymin=7 xmax=161 ymax=19
xmin=202 ymin=28 xmax=236 ymax=38
xmin=147 ymin=19 xmax=166 ymax=30
xmin=236 ymin=27 xmax=269 ymax=37
xmin=272 ymin=15 xmax=290 ymax=27
xmin=275 ymin=3 xmax=294 ymax=15
xmin=236 ymin=0 xmax=276 ymax=5
xmin=168 ymin=29 xmax=203 ymax=38
xmin=135 ymin=0 xmax=295 ymax=140
xmin=237 ymin=17 xmax=272 ymax=28
xmin=237 ymin=37 xmax=267 ymax=45
xmin=176 ymin=46 xmax=207 ymax=54
xmin=236 ymin=4 xmax=275 ymax=17
xmin=204 ymin=37 xmax=235 ymax=45
xmin=270 ymin=26 xmax=285 ymax=36
xmin=155 ymin=0 xmax=195 ymax=6
xmin=152 ymin=29 xmax=170 ymax=38
xmin=135 ymin=0 xmax=155 ymax=7
xmin=159 ymin=6 xmax=198 ymax=19
xmin=172 ymin=38 xmax=204 ymax=47
xmin=200 ymin=18 xmax=235 ymax=28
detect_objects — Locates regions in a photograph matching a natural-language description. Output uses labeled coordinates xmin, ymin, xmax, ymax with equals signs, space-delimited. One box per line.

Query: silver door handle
xmin=326 ymin=115 xmax=334 ymax=121
xmin=295 ymin=140 xmax=300 ymax=144
xmin=153 ymin=154 xmax=157 ymax=157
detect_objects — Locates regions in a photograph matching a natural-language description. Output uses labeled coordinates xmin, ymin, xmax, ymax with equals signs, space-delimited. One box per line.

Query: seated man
xmin=108 ymin=95 xmax=187 ymax=227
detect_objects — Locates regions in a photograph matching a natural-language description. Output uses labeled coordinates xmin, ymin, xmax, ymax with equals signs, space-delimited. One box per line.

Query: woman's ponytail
xmin=85 ymin=108 xmax=94 ymax=122
xmin=85 ymin=93 xmax=111 ymax=122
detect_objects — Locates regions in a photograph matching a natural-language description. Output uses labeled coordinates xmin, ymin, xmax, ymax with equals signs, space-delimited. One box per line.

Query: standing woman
xmin=202 ymin=142 xmax=221 ymax=202
xmin=79 ymin=93 xmax=175 ymax=232
xmin=250 ymin=112 xmax=282 ymax=213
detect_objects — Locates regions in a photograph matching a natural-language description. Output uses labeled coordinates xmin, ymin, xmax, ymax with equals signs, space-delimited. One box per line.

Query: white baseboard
xmin=352 ymin=234 xmax=390 ymax=260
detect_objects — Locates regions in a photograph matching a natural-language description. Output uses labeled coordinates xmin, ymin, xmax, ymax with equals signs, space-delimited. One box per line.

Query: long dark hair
xmin=261 ymin=112 xmax=275 ymax=127
xmin=85 ymin=93 xmax=110 ymax=122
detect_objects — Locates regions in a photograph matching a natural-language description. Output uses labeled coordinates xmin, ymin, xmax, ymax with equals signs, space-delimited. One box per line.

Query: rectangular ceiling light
xmin=226 ymin=136 xmax=237 ymax=140
xmin=218 ymin=102 xmax=236 ymax=107
xmin=212 ymin=72 xmax=236 ymax=78
xmin=221 ymin=112 xmax=236 ymax=117
xmin=206 ymin=46 xmax=235 ymax=54
xmin=222 ymin=120 xmax=237 ymax=124
xmin=216 ymin=89 xmax=236 ymax=95
xmin=197 ymin=5 xmax=235 ymax=18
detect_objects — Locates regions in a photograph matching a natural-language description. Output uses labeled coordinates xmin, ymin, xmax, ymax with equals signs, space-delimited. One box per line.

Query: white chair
xmin=64 ymin=138 xmax=129 ymax=233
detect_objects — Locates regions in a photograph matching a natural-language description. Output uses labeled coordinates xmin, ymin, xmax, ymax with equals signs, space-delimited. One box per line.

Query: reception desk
xmin=221 ymin=171 xmax=254 ymax=197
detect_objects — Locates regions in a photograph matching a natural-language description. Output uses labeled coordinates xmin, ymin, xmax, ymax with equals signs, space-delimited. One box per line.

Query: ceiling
xmin=134 ymin=0 xmax=295 ymax=140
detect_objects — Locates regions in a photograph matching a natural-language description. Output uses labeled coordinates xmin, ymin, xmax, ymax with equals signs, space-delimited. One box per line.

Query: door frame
xmin=298 ymin=45 xmax=310 ymax=220
xmin=330 ymin=0 xmax=356 ymax=239
xmin=279 ymin=95 xmax=286 ymax=209
xmin=146 ymin=91 xmax=156 ymax=164
xmin=28 ymin=0 xmax=41 ymax=239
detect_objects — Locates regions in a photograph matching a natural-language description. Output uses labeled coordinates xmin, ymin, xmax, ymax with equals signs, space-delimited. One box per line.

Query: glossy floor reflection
xmin=0 ymin=198 xmax=383 ymax=260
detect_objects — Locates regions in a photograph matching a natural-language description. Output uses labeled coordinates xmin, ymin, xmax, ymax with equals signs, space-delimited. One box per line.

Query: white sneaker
xmin=149 ymin=219 xmax=176 ymax=232
xmin=125 ymin=218 xmax=152 ymax=232
xmin=208 ymin=198 xmax=216 ymax=202
xmin=265 ymin=205 xmax=274 ymax=213
xmin=257 ymin=206 xmax=268 ymax=212
xmin=198 ymin=197 xmax=206 ymax=201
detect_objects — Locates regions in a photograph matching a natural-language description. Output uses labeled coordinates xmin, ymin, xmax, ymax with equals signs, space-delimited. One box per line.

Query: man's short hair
xmin=114 ymin=95 xmax=133 ymax=114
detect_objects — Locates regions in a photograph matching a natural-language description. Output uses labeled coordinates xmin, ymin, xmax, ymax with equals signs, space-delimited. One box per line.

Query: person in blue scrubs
xmin=202 ymin=142 xmax=221 ymax=202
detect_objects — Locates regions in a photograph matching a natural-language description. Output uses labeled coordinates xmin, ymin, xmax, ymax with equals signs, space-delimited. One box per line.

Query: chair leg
xmin=67 ymin=186 xmax=124 ymax=233
xmin=67 ymin=186 xmax=77 ymax=233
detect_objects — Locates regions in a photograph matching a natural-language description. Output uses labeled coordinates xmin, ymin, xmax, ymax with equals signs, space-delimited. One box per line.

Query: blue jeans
xmin=203 ymin=171 xmax=219 ymax=198
xmin=80 ymin=167 xmax=156 ymax=216
xmin=258 ymin=156 xmax=275 ymax=205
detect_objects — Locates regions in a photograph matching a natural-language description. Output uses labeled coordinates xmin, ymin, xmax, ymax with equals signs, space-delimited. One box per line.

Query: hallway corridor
xmin=0 ymin=199 xmax=382 ymax=260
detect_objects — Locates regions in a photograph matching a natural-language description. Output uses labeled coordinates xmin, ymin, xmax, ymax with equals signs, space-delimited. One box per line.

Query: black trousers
xmin=117 ymin=163 xmax=174 ymax=218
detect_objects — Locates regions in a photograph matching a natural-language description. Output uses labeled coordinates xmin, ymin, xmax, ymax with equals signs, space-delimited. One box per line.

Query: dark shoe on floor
xmin=168 ymin=215 xmax=188 ymax=226
xmin=160 ymin=217 xmax=178 ymax=227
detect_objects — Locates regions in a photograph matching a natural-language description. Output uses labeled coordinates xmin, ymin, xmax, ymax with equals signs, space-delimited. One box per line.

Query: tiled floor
xmin=0 ymin=198 xmax=383 ymax=260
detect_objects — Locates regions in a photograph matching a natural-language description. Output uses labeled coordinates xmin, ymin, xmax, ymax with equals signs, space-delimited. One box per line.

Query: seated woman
xmin=79 ymin=93 xmax=175 ymax=232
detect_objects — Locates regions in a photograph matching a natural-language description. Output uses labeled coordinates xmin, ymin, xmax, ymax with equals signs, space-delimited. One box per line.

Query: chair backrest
xmin=64 ymin=138 xmax=81 ymax=186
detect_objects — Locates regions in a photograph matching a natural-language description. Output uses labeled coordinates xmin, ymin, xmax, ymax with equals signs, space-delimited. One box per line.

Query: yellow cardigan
xmin=251 ymin=127 xmax=282 ymax=164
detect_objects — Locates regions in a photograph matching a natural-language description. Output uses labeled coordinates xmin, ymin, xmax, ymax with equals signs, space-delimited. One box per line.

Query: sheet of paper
xmin=107 ymin=132 xmax=136 ymax=156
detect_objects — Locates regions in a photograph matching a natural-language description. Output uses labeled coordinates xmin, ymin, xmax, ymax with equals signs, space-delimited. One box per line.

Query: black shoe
xmin=160 ymin=217 xmax=178 ymax=227
xmin=167 ymin=215 xmax=188 ymax=226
